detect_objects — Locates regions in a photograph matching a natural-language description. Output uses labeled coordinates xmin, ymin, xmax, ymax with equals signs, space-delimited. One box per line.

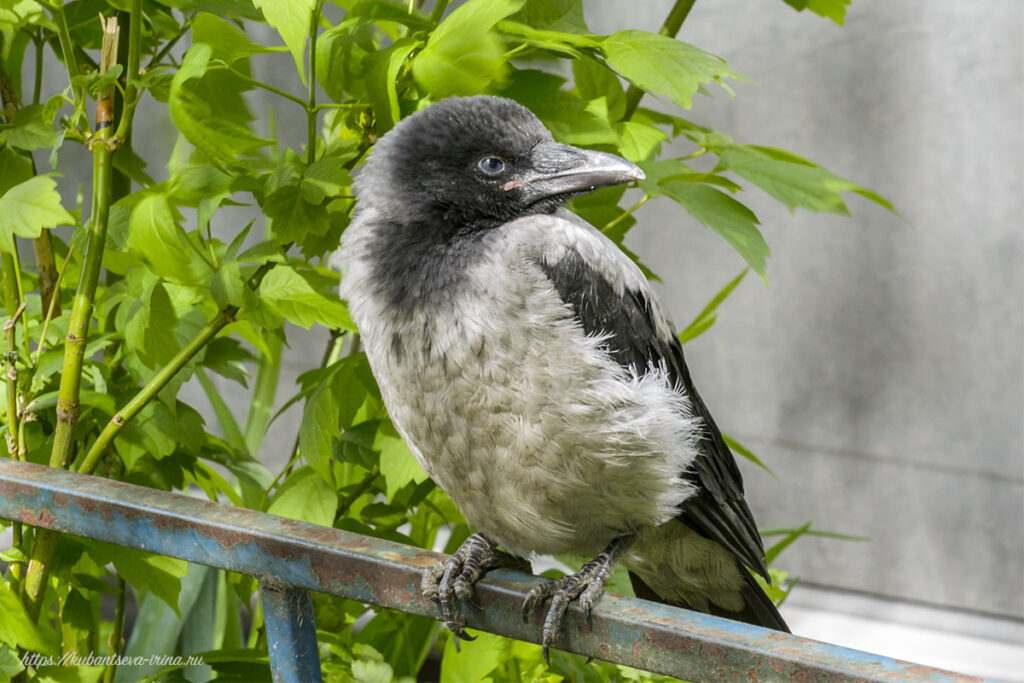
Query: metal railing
xmin=0 ymin=460 xmax=990 ymax=682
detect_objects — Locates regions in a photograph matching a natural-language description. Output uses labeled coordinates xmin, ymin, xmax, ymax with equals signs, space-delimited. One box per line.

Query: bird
xmin=338 ymin=95 xmax=788 ymax=660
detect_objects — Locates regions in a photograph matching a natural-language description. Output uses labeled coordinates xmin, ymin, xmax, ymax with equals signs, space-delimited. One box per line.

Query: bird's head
xmin=355 ymin=95 xmax=644 ymax=231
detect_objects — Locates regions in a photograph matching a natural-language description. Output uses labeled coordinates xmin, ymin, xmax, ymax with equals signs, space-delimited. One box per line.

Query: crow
xmin=338 ymin=95 xmax=788 ymax=660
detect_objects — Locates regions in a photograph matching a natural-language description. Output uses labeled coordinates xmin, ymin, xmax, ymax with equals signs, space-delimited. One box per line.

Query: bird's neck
xmin=366 ymin=214 xmax=494 ymax=312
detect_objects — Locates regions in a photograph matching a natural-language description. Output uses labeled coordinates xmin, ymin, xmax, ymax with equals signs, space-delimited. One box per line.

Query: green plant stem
xmin=114 ymin=0 xmax=142 ymax=141
xmin=601 ymin=194 xmax=649 ymax=234
xmin=33 ymin=244 xmax=73 ymax=369
xmin=48 ymin=151 xmax=113 ymax=468
xmin=273 ymin=328 xmax=343 ymax=494
xmin=102 ymin=576 xmax=126 ymax=683
xmin=306 ymin=1 xmax=321 ymax=166
xmin=46 ymin=0 xmax=86 ymax=129
xmin=2 ymin=250 xmax=22 ymax=590
xmin=145 ymin=14 xmax=191 ymax=71
xmin=32 ymin=33 xmax=44 ymax=106
xmin=622 ymin=0 xmax=698 ymax=120
xmin=336 ymin=466 xmax=380 ymax=521
xmin=219 ymin=65 xmax=306 ymax=107
xmin=33 ymin=231 xmax=62 ymax=318
xmin=429 ymin=0 xmax=450 ymax=24
xmin=311 ymin=102 xmax=370 ymax=113
xmin=78 ymin=261 xmax=278 ymax=476
xmin=23 ymin=17 xmax=122 ymax=619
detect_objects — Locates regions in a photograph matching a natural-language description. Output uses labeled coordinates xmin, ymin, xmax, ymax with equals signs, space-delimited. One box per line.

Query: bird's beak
xmin=504 ymin=142 xmax=645 ymax=202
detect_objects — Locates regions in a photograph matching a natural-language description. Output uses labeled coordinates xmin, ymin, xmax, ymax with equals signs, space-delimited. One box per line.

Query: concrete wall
xmin=583 ymin=0 xmax=1023 ymax=618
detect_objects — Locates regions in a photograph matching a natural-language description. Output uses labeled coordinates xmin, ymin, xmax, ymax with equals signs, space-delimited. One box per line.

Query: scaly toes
xmin=521 ymin=535 xmax=637 ymax=664
xmin=437 ymin=556 xmax=476 ymax=640
xmin=577 ymin=577 xmax=606 ymax=626
xmin=520 ymin=574 xmax=589 ymax=664
xmin=521 ymin=578 xmax=563 ymax=623
xmin=423 ymin=533 xmax=528 ymax=640
xmin=420 ymin=560 xmax=447 ymax=601
xmin=541 ymin=584 xmax=580 ymax=665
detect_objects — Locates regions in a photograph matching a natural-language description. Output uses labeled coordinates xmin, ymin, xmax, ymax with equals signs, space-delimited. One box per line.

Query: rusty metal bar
xmin=260 ymin=582 xmax=322 ymax=683
xmin=0 ymin=460 xmax=990 ymax=682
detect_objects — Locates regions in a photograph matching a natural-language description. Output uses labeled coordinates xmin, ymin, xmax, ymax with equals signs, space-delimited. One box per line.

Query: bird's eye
xmin=477 ymin=157 xmax=506 ymax=175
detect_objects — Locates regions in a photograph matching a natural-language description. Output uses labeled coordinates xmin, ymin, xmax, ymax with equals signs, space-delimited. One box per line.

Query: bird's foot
xmin=422 ymin=532 xmax=529 ymax=641
xmin=521 ymin=536 xmax=635 ymax=665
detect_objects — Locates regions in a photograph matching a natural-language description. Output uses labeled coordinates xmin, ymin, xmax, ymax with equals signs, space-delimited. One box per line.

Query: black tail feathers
xmin=628 ymin=568 xmax=790 ymax=633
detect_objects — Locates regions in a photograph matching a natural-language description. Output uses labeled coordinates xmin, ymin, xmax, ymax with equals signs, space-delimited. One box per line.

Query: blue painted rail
xmin=0 ymin=460 xmax=990 ymax=682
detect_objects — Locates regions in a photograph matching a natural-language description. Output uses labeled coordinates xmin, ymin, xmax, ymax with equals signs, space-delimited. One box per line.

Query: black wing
xmin=539 ymin=247 xmax=770 ymax=581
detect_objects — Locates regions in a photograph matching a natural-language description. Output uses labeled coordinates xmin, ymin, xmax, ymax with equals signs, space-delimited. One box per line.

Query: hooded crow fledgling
xmin=339 ymin=95 xmax=788 ymax=659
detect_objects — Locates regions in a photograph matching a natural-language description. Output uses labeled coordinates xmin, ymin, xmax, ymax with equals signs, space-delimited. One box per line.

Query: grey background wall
xmin=581 ymin=0 xmax=1023 ymax=620
xmin=31 ymin=0 xmax=1024 ymax=627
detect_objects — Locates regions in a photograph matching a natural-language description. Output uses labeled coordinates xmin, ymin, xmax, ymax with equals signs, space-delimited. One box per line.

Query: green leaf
xmin=0 ymin=146 xmax=33 ymax=195
xmin=356 ymin=611 xmax=439 ymax=679
xmin=616 ymin=120 xmax=666 ymax=162
xmin=0 ymin=578 xmax=52 ymax=652
xmin=601 ymin=30 xmax=743 ymax=109
xmin=211 ymin=260 xmax=245 ymax=309
xmin=112 ymin=146 xmax=155 ymax=187
xmin=257 ymin=265 xmax=355 ymax=330
xmin=721 ymin=433 xmax=777 ymax=481
xmin=365 ymin=37 xmax=419 ymax=134
xmin=761 ymin=525 xmax=870 ymax=542
xmin=267 ymin=467 xmax=338 ymax=526
xmin=411 ymin=0 xmax=525 ymax=98
xmin=301 ymin=158 xmax=351 ymax=205
xmin=511 ymin=0 xmax=588 ymax=33
xmin=297 ymin=354 xmax=380 ymax=482
xmin=252 ymin=0 xmax=316 ymax=82
xmin=264 ymin=184 xmax=329 ymax=243
xmin=316 ymin=21 xmax=373 ymax=102
xmin=32 ymin=666 xmax=104 ymax=683
xmin=121 ymin=274 xmax=182 ymax=367
xmin=0 ymin=175 xmax=74 ymax=248
xmin=196 ymin=368 xmax=248 ymax=456
xmin=299 ymin=365 xmax=345 ymax=484
xmin=573 ymin=55 xmax=625 ymax=119
xmin=192 ymin=12 xmax=285 ymax=64
xmin=126 ymin=194 xmax=214 ymax=286
xmin=352 ymin=659 xmax=395 ymax=683
xmin=169 ymin=44 xmax=269 ymax=166
xmin=440 ymin=629 xmax=505 ymax=683
xmin=764 ymin=521 xmax=812 ymax=565
xmin=501 ymin=69 xmax=616 ymax=147
xmin=781 ymin=0 xmax=850 ymax=25
xmin=346 ymin=0 xmax=433 ymax=29
xmin=96 ymin=544 xmax=188 ymax=614
xmin=120 ymin=565 xmax=211 ymax=682
xmin=496 ymin=20 xmax=597 ymax=57
xmin=0 ymin=103 xmax=57 ymax=150
xmin=156 ymin=0 xmax=263 ymax=20
xmin=376 ymin=420 xmax=427 ymax=499
xmin=641 ymin=164 xmax=769 ymax=280
xmin=0 ymin=645 xmax=25 ymax=680
xmin=678 ymin=268 xmax=748 ymax=345
xmin=718 ymin=146 xmax=892 ymax=215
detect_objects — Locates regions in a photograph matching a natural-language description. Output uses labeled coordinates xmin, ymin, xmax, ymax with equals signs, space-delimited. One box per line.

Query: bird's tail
xmin=628 ymin=568 xmax=789 ymax=632
xmin=623 ymin=523 xmax=790 ymax=632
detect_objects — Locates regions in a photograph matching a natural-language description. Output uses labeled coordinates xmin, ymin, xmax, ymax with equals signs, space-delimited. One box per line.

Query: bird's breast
xmin=344 ymin=236 xmax=699 ymax=557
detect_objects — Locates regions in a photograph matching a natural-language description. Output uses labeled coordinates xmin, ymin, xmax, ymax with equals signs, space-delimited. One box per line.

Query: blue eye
xmin=478 ymin=157 xmax=505 ymax=175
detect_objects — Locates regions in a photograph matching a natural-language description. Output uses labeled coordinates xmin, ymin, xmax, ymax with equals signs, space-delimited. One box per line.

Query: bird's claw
xmin=421 ymin=533 xmax=528 ymax=642
xmin=520 ymin=536 xmax=633 ymax=665
xmin=521 ymin=562 xmax=607 ymax=665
